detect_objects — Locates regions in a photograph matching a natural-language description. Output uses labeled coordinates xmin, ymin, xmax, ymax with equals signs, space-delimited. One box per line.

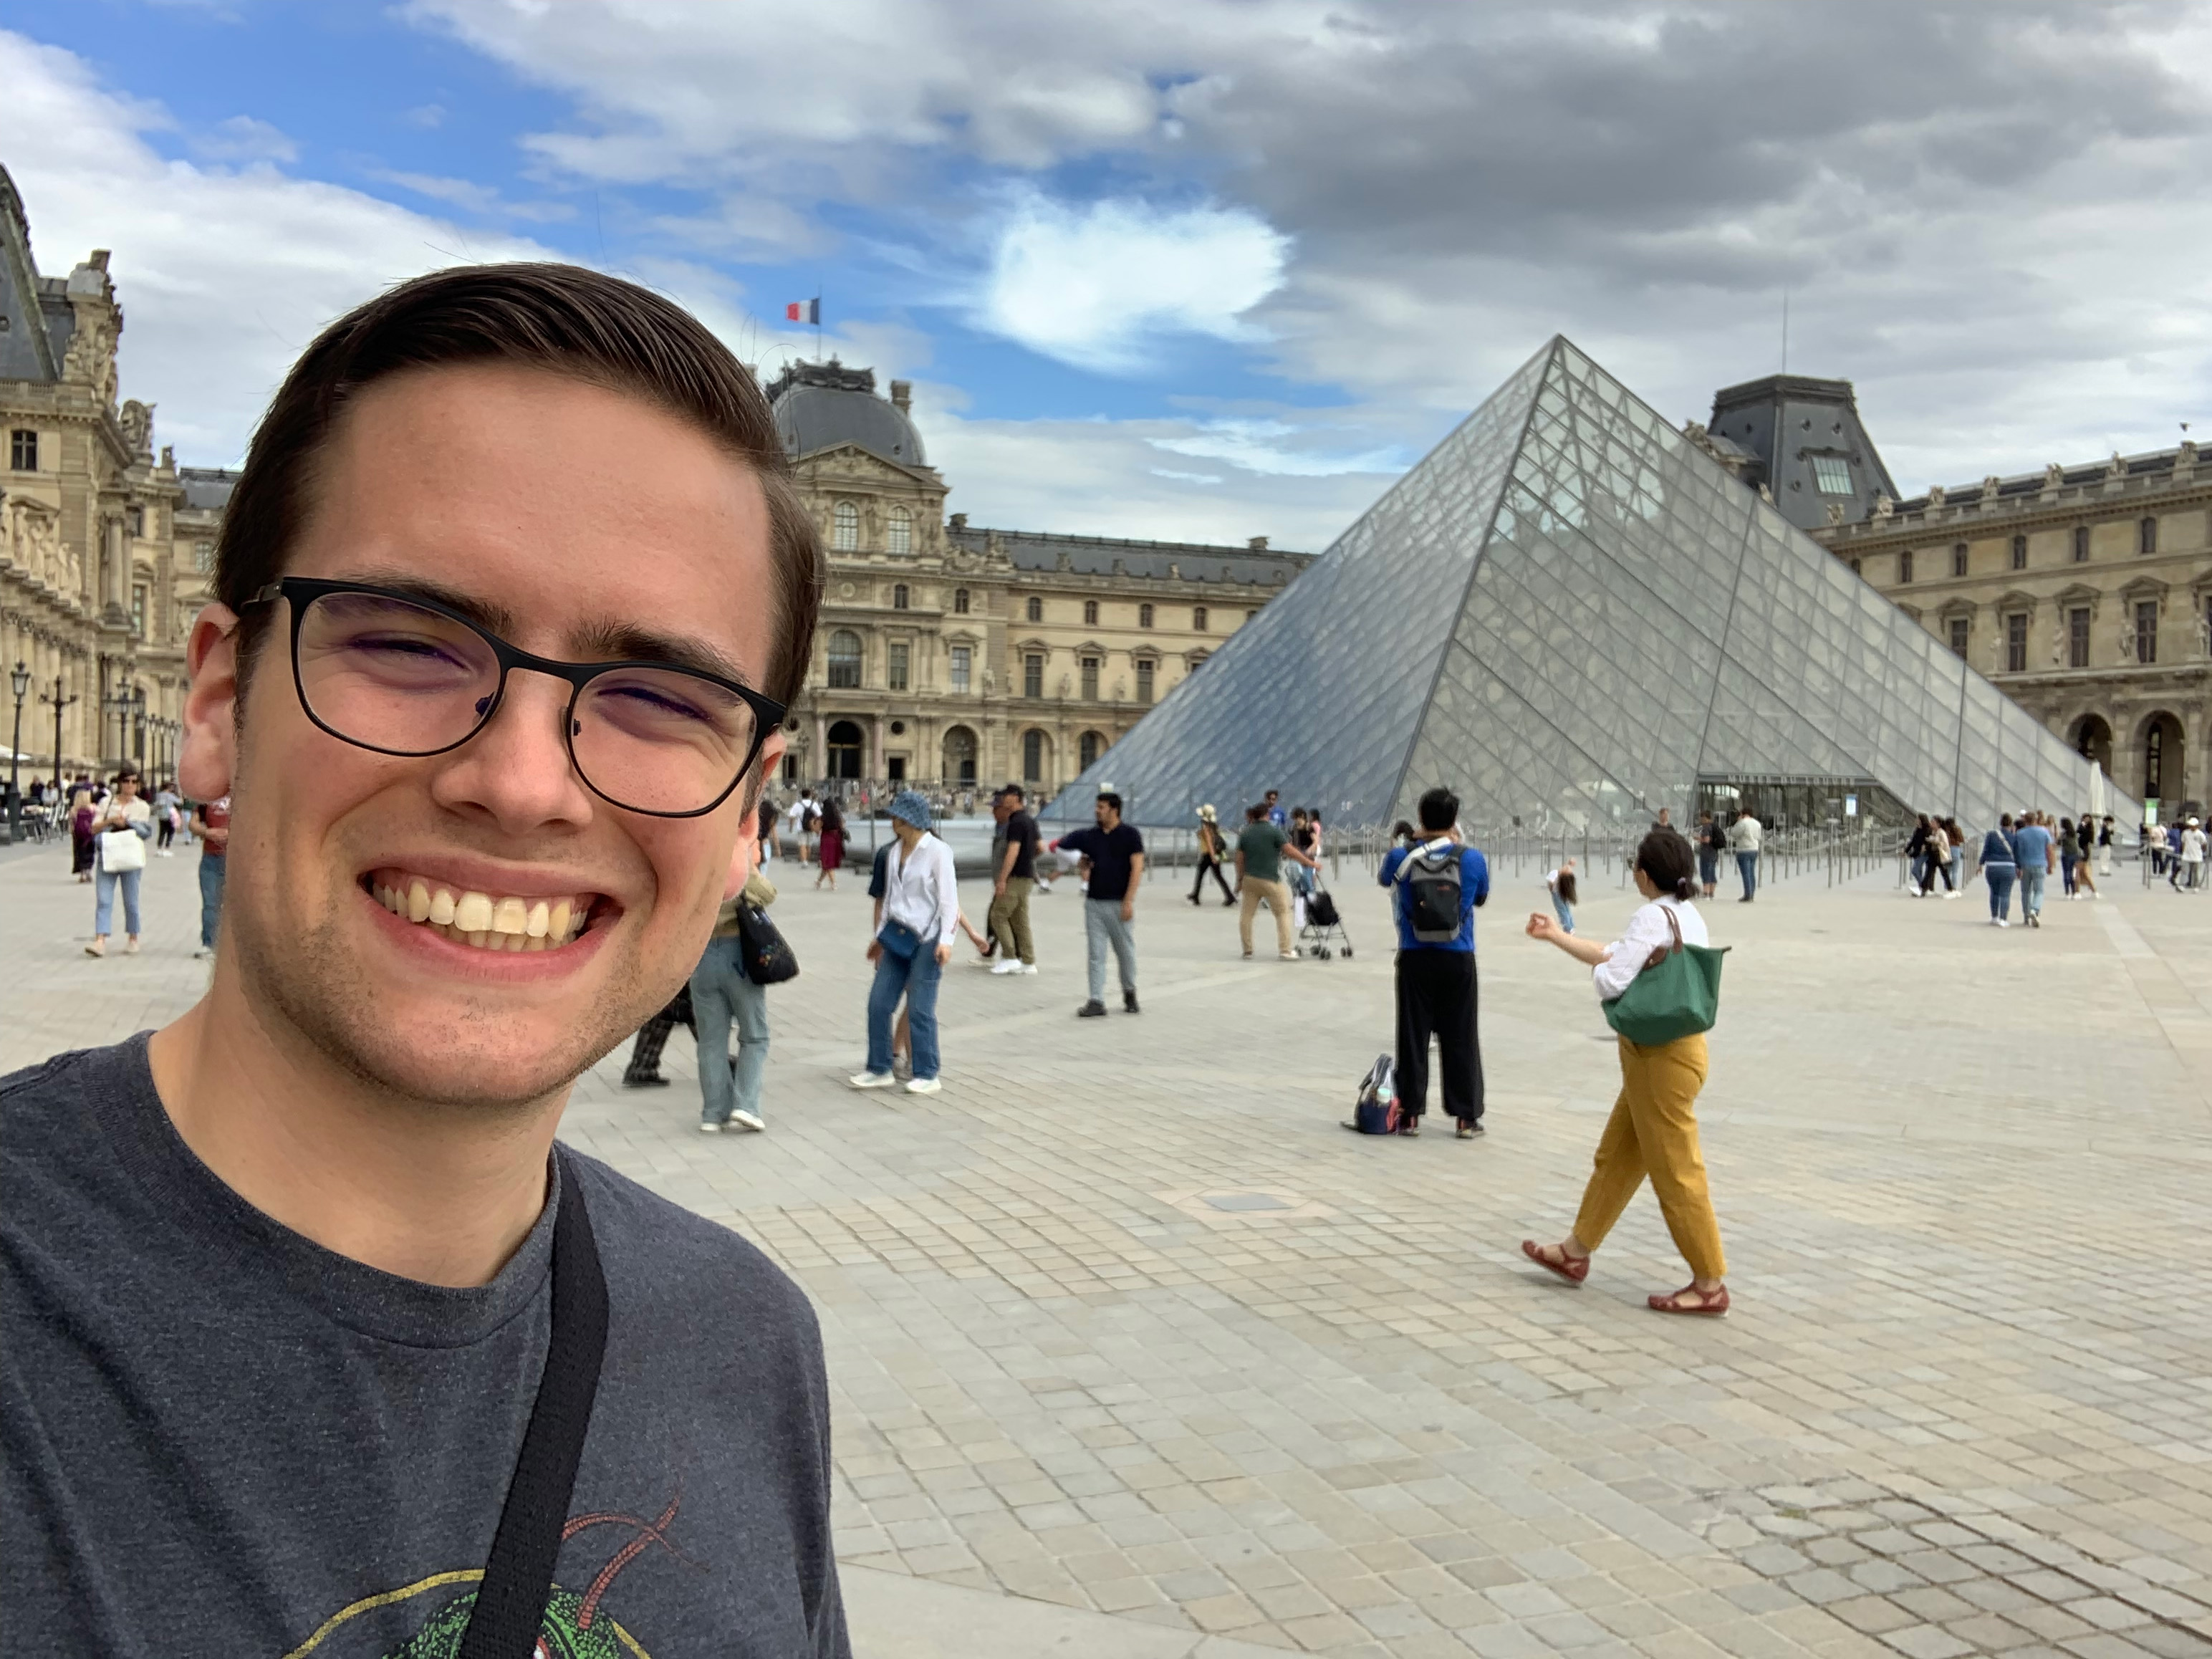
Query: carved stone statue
xmin=1824 ymin=501 xmax=1845 ymax=526
xmin=1872 ymin=494 xmax=1894 ymax=521
xmin=2044 ymin=462 xmax=2063 ymax=491
xmin=120 ymin=400 xmax=153 ymax=457
xmin=2107 ymin=451 xmax=2127 ymax=479
xmin=1926 ymin=484 xmax=1946 ymax=509
xmin=1981 ymin=475 xmax=2001 ymax=501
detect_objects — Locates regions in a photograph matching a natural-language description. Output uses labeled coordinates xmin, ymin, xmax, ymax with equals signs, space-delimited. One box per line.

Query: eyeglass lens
xmin=296 ymin=590 xmax=759 ymax=814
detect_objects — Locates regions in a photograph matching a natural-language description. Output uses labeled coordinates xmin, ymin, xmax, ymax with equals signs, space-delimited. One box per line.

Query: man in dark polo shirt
xmin=2 ymin=266 xmax=845 ymax=1655
xmin=987 ymin=784 xmax=1042 ymax=975
xmin=1058 ymin=791 xmax=1145 ymax=1017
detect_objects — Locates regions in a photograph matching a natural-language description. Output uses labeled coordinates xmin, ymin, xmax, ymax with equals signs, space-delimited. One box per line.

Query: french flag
xmin=785 ymin=299 xmax=819 ymax=324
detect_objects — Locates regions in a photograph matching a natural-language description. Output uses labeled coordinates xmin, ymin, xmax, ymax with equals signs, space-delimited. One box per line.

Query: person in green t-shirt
xmin=1234 ymin=803 xmax=1314 ymax=959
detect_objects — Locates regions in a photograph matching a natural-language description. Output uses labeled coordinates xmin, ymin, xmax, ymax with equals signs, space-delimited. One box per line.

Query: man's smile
xmin=360 ymin=865 xmax=620 ymax=953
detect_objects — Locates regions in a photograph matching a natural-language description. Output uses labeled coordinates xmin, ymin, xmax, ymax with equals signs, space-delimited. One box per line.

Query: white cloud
xmin=981 ymin=193 xmax=1288 ymax=372
xmin=365 ymin=168 xmax=577 ymax=223
xmin=1148 ymin=416 xmax=1403 ymax=478
xmin=0 ymin=29 xmax=558 ymax=463
xmin=190 ymin=114 xmax=298 ymax=163
xmin=1150 ymin=468 xmax=1223 ymax=485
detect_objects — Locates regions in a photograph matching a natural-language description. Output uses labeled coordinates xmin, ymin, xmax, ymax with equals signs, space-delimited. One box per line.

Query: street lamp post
xmin=130 ymin=685 xmax=148 ymax=769
xmin=7 ymin=660 xmax=28 ymax=845
xmin=42 ymin=673 xmax=78 ymax=801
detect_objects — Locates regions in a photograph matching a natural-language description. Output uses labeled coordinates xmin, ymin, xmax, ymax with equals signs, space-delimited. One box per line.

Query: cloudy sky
xmin=4 ymin=1 xmax=2208 ymax=550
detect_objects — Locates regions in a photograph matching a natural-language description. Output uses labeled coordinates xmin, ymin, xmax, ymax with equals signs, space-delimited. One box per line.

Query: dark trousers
xmin=1191 ymin=855 xmax=1234 ymax=903
xmin=624 ymin=985 xmax=696 ymax=1081
xmin=1395 ymin=949 xmax=1483 ymax=1123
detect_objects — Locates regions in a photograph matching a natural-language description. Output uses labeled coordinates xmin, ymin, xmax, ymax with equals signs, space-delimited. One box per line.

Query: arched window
xmin=1193 ymin=605 xmax=1208 ymax=631
xmin=887 ymin=507 xmax=912 ymax=554
xmin=2140 ymin=516 xmax=2158 ymax=556
xmin=1951 ymin=543 xmax=1968 ymax=577
xmin=1138 ymin=603 xmax=1154 ymax=629
xmin=943 ymin=725 xmax=977 ymax=785
xmin=2011 ymin=534 xmax=2027 ymax=572
xmin=2073 ymin=525 xmax=2090 ymax=562
xmin=1025 ymin=596 xmax=1043 ymax=623
xmin=953 ymin=587 xmax=971 ymax=615
xmin=1022 ymin=729 xmax=1044 ymax=782
xmin=1080 ymin=731 xmax=1105 ymax=769
xmin=827 ymin=629 xmax=862 ymax=688
xmin=832 ymin=501 xmax=859 ymax=552
xmin=892 ymin=583 xmax=909 ymax=610
xmin=827 ymin=719 xmax=864 ymax=779
xmin=1083 ymin=599 xmax=1099 ymax=626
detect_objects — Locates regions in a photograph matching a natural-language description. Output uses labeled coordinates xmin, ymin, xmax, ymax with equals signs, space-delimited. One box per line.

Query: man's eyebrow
xmin=571 ymin=620 xmax=754 ymax=689
xmin=338 ymin=570 xmax=516 ymax=638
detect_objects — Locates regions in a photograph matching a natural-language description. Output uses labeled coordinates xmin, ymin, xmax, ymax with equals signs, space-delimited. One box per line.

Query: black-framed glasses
xmin=243 ymin=577 xmax=786 ymax=819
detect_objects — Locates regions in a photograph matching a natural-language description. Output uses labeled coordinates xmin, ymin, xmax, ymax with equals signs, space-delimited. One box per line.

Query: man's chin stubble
xmin=230 ymin=905 xmax=655 ymax=1112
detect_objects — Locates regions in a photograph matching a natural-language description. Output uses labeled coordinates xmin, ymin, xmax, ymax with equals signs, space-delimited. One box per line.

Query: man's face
xmin=1094 ymin=799 xmax=1115 ymax=829
xmin=992 ymin=794 xmax=1013 ymax=824
xmin=181 ymin=364 xmax=782 ymax=1109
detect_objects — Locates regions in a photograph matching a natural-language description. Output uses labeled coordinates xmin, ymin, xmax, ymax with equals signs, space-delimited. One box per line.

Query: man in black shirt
xmin=1058 ymin=791 xmax=1145 ymax=1016
xmin=3 ymin=267 xmax=845 ymax=1654
xmin=987 ymin=784 xmax=1041 ymax=975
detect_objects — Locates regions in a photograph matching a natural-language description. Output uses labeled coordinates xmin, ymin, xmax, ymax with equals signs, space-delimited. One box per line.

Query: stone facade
xmin=770 ymin=360 xmax=1309 ymax=798
xmin=1 ymin=167 xmax=226 ymax=786
xmin=1814 ymin=447 xmax=2212 ymax=820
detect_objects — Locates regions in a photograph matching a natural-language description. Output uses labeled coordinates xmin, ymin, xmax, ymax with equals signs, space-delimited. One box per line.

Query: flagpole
xmin=814 ymin=291 xmax=823 ymax=362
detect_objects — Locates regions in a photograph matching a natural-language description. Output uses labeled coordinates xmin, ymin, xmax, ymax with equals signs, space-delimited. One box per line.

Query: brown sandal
xmin=1648 ymin=1283 xmax=1729 ymax=1317
xmin=1521 ymin=1240 xmax=1590 ymax=1284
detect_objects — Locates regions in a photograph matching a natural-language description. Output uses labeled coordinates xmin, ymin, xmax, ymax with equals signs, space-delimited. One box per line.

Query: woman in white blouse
xmin=1519 ymin=830 xmax=1729 ymax=1317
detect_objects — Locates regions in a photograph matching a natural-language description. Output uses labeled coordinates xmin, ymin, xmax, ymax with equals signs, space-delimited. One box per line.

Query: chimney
xmin=948 ymin=511 xmax=968 ymax=531
xmin=890 ymin=380 xmax=911 ymax=414
xmin=1247 ymin=535 xmax=1269 ymax=551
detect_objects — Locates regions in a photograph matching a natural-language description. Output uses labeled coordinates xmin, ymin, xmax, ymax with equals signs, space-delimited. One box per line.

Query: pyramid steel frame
xmin=1046 ymin=337 xmax=2124 ymax=834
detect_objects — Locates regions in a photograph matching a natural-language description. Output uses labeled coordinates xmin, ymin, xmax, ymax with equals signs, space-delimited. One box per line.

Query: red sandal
xmin=1521 ymin=1239 xmax=1590 ymax=1285
xmin=1648 ymin=1283 xmax=1729 ymax=1317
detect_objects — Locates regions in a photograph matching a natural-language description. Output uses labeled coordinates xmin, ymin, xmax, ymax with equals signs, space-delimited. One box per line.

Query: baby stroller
xmin=1298 ymin=880 xmax=1354 ymax=961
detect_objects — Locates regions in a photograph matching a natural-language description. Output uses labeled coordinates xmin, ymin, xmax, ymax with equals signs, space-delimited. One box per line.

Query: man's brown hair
xmin=216 ymin=261 xmax=821 ymax=705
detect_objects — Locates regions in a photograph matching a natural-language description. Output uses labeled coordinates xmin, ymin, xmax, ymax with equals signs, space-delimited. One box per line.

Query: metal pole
xmin=7 ymin=663 xmax=26 ymax=845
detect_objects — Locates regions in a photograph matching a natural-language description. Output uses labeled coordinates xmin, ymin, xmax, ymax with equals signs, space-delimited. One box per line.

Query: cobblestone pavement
xmin=6 ymin=840 xmax=2211 ymax=1658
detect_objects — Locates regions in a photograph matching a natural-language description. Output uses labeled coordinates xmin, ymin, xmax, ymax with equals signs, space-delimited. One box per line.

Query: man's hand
xmin=936 ymin=943 xmax=953 ymax=966
xmin=865 ymin=940 xmax=883 ymax=963
xmin=994 ymin=878 xmax=1006 ymax=899
xmin=1525 ymin=912 xmax=1560 ymax=942
xmin=1120 ymin=898 xmax=1134 ymax=922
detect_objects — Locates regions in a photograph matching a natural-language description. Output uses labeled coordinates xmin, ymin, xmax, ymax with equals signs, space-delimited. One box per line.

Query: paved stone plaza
xmin=5 ymin=836 xmax=2211 ymax=1658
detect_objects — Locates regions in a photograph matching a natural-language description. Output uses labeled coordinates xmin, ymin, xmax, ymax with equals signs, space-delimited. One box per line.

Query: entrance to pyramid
xmin=1695 ymin=775 xmax=1910 ymax=834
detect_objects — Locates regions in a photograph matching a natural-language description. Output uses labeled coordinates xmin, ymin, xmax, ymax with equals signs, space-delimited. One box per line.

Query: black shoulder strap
xmin=459 ymin=1150 xmax=610 ymax=1659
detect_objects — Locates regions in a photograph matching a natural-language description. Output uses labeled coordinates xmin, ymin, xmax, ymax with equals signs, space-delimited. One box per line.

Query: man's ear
xmin=723 ymin=731 xmax=788 ymax=900
xmin=178 ymin=605 xmax=241 ymax=802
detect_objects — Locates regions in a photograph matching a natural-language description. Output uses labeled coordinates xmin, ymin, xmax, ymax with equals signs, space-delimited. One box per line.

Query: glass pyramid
xmin=1048 ymin=336 xmax=2118 ymax=835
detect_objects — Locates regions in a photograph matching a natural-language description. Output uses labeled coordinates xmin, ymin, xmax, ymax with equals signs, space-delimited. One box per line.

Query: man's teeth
xmin=370 ymin=876 xmax=594 ymax=951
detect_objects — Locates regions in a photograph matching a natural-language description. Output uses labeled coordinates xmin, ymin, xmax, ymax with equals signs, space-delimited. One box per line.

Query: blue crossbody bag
xmin=877 ymin=918 xmax=923 ymax=958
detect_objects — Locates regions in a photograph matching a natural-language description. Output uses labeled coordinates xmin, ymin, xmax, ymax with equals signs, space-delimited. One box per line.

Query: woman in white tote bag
xmin=86 ymin=768 xmax=154 ymax=957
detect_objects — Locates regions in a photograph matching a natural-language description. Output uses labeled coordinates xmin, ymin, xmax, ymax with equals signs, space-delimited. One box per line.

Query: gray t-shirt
xmin=1 ymin=1035 xmax=847 ymax=1658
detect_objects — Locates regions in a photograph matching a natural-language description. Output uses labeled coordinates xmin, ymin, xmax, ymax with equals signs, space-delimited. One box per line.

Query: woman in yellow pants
xmin=1520 ymin=828 xmax=1728 ymax=1316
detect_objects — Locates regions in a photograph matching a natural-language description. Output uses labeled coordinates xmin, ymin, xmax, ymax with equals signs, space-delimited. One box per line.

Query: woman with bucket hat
xmin=850 ymin=791 xmax=958 ymax=1095
xmin=1188 ymin=804 xmax=1235 ymax=906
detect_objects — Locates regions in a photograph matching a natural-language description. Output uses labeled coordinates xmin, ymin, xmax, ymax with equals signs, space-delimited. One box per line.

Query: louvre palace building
xmin=765 ymin=359 xmax=1309 ymax=799
xmin=1 ymin=166 xmax=229 ymax=784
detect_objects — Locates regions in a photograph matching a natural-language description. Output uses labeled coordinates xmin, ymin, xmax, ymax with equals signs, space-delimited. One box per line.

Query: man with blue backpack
xmin=1377 ymin=787 xmax=1491 ymax=1138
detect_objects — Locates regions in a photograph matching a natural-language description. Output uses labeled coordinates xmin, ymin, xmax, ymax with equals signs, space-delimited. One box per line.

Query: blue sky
xmin=5 ymin=1 xmax=2209 ymax=549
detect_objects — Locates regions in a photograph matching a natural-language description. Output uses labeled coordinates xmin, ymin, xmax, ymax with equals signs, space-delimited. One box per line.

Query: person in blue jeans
xmin=1978 ymin=814 xmax=2019 ymax=926
xmin=2011 ymin=812 xmax=2054 ymax=930
xmin=691 ymin=881 xmax=774 ymax=1134
xmin=850 ymin=791 xmax=958 ymax=1096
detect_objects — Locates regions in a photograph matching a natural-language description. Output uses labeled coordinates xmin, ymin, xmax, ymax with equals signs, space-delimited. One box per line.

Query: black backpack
xmin=1397 ymin=842 xmax=1463 ymax=943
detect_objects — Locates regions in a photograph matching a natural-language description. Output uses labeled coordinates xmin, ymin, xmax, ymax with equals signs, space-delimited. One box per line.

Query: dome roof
xmin=766 ymin=361 xmax=926 ymax=467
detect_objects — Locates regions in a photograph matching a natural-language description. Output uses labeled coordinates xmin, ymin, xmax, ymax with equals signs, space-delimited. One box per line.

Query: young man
xmin=1378 ymin=787 xmax=1491 ymax=1138
xmin=2012 ymin=811 xmax=2055 ymax=925
xmin=1696 ymin=810 xmax=1724 ymax=899
xmin=851 ymin=790 xmax=956 ymax=1094
xmin=987 ymin=784 xmax=1041 ymax=976
xmin=1 ymin=266 xmax=846 ymax=1654
xmin=1727 ymin=807 xmax=1762 ymax=902
xmin=1235 ymin=801 xmax=1314 ymax=960
xmin=788 ymin=786 xmax=817 ymax=865
xmin=1264 ymin=789 xmax=1288 ymax=829
xmin=1059 ymin=791 xmax=1144 ymax=1016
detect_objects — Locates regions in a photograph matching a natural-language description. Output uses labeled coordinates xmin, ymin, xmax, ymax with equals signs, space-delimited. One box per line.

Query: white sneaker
xmin=728 ymin=1110 xmax=765 ymax=1133
xmin=991 ymin=960 xmax=1024 ymax=974
xmin=905 ymin=1076 xmax=942 ymax=1095
xmin=697 ymin=1120 xmax=722 ymax=1134
xmin=1021 ymin=963 xmax=1038 ymax=975
xmin=1997 ymin=918 xmax=2009 ymax=928
xmin=1279 ymin=950 xmax=1299 ymax=961
xmin=848 ymin=1071 xmax=898 ymax=1090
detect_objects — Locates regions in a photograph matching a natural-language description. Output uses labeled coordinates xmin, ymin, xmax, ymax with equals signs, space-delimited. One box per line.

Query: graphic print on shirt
xmin=286 ymin=1493 xmax=686 ymax=1659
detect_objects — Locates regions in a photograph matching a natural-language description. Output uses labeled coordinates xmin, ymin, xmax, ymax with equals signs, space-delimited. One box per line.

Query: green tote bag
xmin=1601 ymin=905 xmax=1728 ymax=1046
